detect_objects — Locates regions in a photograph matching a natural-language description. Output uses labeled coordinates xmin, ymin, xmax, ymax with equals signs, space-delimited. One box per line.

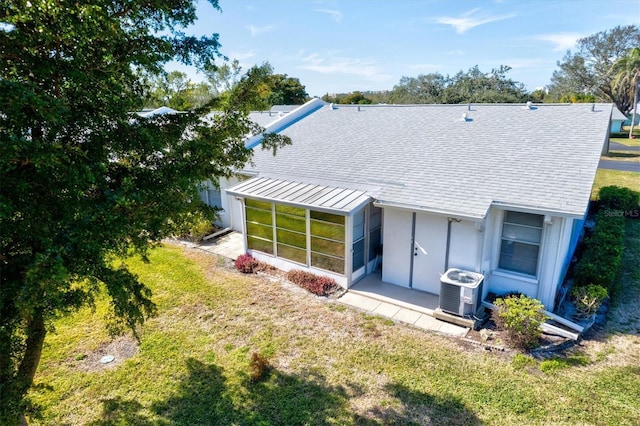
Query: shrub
xmin=492 ymin=295 xmax=548 ymax=351
xmin=286 ymin=269 xmax=340 ymax=296
xmin=249 ymin=352 xmax=270 ymax=383
xmin=571 ymin=284 xmax=608 ymax=318
xmin=235 ymin=253 xmax=260 ymax=274
xmin=598 ymin=185 xmax=640 ymax=212
xmin=573 ymin=210 xmax=626 ymax=292
xmin=170 ymin=201 xmax=220 ymax=242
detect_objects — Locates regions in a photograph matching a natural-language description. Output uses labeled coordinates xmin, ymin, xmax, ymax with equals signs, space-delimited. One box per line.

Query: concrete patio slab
xmin=414 ymin=314 xmax=445 ymax=331
xmin=393 ymin=308 xmax=422 ymax=325
xmin=438 ymin=321 xmax=470 ymax=338
xmin=199 ymin=231 xmax=245 ymax=259
xmin=339 ymin=292 xmax=382 ymax=311
xmin=373 ymin=302 xmax=401 ymax=317
xmin=339 ymin=290 xmax=468 ymax=338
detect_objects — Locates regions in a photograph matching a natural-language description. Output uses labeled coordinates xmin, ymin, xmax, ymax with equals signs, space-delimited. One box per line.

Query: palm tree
xmin=611 ymin=47 xmax=640 ymax=138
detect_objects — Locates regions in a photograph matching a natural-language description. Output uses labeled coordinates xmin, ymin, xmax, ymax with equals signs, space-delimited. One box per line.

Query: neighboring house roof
xmin=137 ymin=106 xmax=178 ymax=118
xmin=248 ymin=111 xmax=288 ymax=128
xmin=612 ymin=107 xmax=627 ymax=121
xmin=240 ymin=102 xmax=612 ymax=219
xmin=271 ymin=105 xmax=301 ymax=113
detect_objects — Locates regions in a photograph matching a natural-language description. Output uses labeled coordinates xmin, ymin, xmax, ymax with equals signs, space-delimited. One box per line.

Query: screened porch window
xmin=245 ymin=198 xmax=274 ymax=254
xmin=499 ymin=211 xmax=543 ymax=276
xmin=310 ymin=211 xmax=345 ymax=274
xmin=244 ymin=199 xmax=346 ymax=275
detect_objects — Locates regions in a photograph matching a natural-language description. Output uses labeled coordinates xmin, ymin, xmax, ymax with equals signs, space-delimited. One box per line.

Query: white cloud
xmin=300 ymin=52 xmax=391 ymax=82
xmin=436 ymin=8 xmax=516 ymax=34
xmin=229 ymin=50 xmax=256 ymax=61
xmin=447 ymin=50 xmax=465 ymax=56
xmin=245 ymin=25 xmax=274 ymax=36
xmin=534 ymin=33 xmax=581 ymax=51
xmin=315 ymin=9 xmax=343 ymax=23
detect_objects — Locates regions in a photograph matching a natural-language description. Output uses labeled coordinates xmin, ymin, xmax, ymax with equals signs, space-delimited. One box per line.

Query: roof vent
xmin=526 ymin=101 xmax=532 ymax=109
xmin=329 ymin=103 xmax=337 ymax=110
xmin=460 ymin=112 xmax=471 ymax=122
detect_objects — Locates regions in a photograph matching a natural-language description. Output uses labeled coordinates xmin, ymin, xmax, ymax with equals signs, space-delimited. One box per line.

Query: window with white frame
xmin=499 ymin=211 xmax=543 ymax=276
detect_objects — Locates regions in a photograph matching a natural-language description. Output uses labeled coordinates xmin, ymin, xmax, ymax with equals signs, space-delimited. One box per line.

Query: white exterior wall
xmin=483 ymin=208 xmax=575 ymax=309
xmin=381 ymin=208 xmax=482 ymax=294
xmin=447 ymin=219 xmax=483 ymax=272
xmin=205 ymin=176 xmax=246 ymax=231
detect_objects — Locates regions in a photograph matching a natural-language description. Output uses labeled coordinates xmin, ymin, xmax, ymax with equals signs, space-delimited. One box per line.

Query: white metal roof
xmin=226 ymin=176 xmax=371 ymax=214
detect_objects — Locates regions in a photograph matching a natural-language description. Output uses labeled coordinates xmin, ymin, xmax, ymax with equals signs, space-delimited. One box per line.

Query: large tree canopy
xmin=388 ymin=65 xmax=528 ymax=104
xmin=548 ymin=25 xmax=640 ymax=113
xmin=0 ymin=1 xmax=288 ymax=423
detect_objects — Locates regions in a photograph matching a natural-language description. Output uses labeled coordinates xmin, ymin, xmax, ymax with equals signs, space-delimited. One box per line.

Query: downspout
xmin=444 ymin=218 xmax=461 ymax=271
xmin=409 ymin=212 xmax=416 ymax=288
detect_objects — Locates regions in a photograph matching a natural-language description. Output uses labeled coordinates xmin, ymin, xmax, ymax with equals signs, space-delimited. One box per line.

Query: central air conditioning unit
xmin=439 ymin=268 xmax=484 ymax=317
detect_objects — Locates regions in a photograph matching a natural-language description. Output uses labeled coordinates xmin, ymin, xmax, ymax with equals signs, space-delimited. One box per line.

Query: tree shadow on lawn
xmin=90 ymin=357 xmax=483 ymax=425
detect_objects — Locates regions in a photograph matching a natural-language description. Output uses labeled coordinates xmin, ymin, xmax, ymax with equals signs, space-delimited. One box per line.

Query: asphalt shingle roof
xmin=243 ymin=103 xmax=612 ymax=219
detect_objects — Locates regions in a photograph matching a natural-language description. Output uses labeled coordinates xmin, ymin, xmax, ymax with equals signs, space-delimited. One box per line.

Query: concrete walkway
xmin=338 ymin=291 xmax=469 ymax=338
xmin=197 ymin=231 xmax=245 ymax=259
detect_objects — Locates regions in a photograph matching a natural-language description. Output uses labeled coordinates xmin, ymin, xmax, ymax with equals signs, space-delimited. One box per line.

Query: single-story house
xmin=212 ymin=99 xmax=613 ymax=312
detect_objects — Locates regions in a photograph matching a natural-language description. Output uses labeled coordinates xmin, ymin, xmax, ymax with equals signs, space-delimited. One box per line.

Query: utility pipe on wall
xmin=444 ymin=217 xmax=461 ymax=271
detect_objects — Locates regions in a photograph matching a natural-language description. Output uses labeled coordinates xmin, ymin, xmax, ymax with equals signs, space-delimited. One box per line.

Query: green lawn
xmin=28 ymin=242 xmax=640 ymax=425
xmin=591 ymin=168 xmax=640 ymax=200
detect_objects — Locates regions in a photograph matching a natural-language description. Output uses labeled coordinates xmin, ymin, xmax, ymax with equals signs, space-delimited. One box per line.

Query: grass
xmin=27 ymin=243 xmax=640 ymax=425
xmin=591 ymin=168 xmax=640 ymax=200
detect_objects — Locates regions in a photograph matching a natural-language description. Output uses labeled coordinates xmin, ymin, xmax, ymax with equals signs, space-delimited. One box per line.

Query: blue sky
xmin=171 ymin=0 xmax=640 ymax=97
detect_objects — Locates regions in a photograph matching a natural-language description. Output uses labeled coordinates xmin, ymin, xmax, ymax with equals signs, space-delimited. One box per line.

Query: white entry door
xmin=411 ymin=212 xmax=448 ymax=294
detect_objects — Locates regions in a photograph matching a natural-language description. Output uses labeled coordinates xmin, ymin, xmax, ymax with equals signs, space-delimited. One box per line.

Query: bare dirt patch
xmin=73 ymin=335 xmax=139 ymax=372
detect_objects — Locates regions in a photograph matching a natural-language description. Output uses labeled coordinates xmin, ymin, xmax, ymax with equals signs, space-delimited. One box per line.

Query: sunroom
xmin=226 ymin=177 xmax=381 ymax=287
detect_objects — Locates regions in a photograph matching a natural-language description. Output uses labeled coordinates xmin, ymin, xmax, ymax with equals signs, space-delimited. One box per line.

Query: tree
xmin=266 ymin=73 xmax=308 ymax=105
xmin=611 ymin=47 xmax=640 ymax=137
xmin=388 ymin=66 xmax=527 ymax=104
xmin=0 ymin=1 xmax=289 ymax=423
xmin=442 ymin=65 xmax=528 ymax=104
xmin=338 ymin=91 xmax=373 ymax=105
xmin=548 ymin=25 xmax=640 ymax=114
xmin=144 ymin=71 xmax=215 ymax=110
xmin=208 ymin=61 xmax=308 ymax=108
xmin=390 ymin=73 xmax=446 ymax=104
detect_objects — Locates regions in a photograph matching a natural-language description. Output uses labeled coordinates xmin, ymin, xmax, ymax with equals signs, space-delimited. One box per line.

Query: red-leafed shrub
xmin=249 ymin=352 xmax=270 ymax=383
xmin=235 ymin=253 xmax=259 ymax=273
xmin=286 ymin=269 xmax=340 ymax=296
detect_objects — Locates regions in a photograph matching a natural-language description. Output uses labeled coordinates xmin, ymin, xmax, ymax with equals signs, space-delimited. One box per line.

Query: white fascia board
xmin=372 ymin=199 xmax=485 ymax=221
